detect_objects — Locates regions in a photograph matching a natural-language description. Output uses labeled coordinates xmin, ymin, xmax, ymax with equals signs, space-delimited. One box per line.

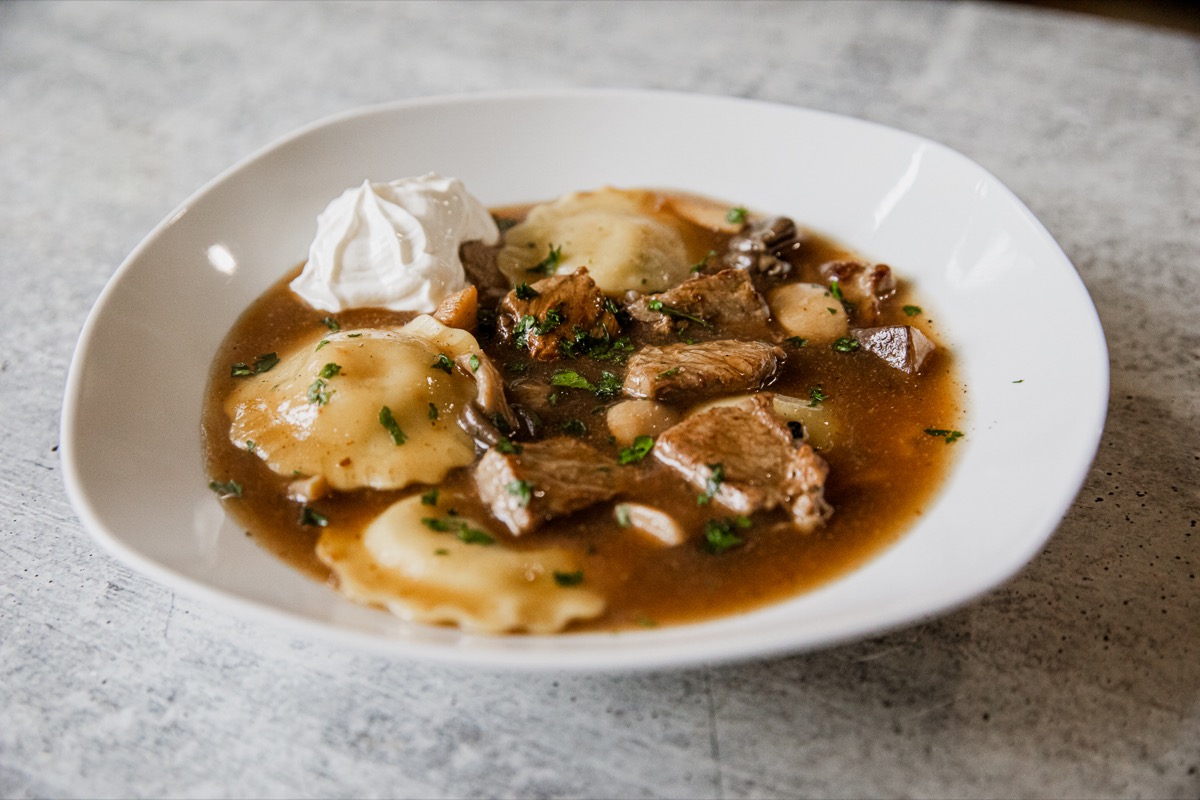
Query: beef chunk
xmin=626 ymin=269 xmax=773 ymax=340
xmin=454 ymin=351 xmax=518 ymax=449
xmin=475 ymin=437 xmax=624 ymax=536
xmin=496 ymin=268 xmax=621 ymax=361
xmin=623 ymin=340 xmax=784 ymax=402
xmin=654 ymin=395 xmax=832 ymax=531
xmin=724 ymin=216 xmax=804 ymax=282
xmin=460 ymin=241 xmax=510 ymax=305
xmin=818 ymin=259 xmax=897 ymax=323
xmin=851 ymin=325 xmax=935 ymax=374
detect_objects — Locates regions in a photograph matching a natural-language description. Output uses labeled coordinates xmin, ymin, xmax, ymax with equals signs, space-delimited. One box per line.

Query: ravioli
xmin=496 ymin=187 xmax=692 ymax=295
xmin=226 ymin=315 xmax=479 ymax=491
xmin=318 ymin=494 xmax=606 ymax=633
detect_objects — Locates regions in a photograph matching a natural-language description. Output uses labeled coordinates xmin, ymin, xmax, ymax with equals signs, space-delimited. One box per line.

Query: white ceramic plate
xmin=61 ymin=90 xmax=1108 ymax=671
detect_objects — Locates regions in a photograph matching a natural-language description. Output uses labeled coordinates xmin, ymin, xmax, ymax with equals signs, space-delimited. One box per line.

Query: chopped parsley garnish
xmin=1013 ymin=379 xmax=1024 ymax=384
xmin=550 ymin=370 xmax=595 ymax=391
xmin=506 ymin=479 xmax=533 ymax=508
xmin=697 ymin=463 xmax=725 ymax=506
xmin=903 ymin=305 xmax=923 ymax=317
xmin=539 ymin=307 xmax=565 ymax=333
xmin=378 ymin=405 xmax=407 ymax=445
xmin=617 ymin=435 xmax=654 ymax=465
xmin=827 ymin=307 xmax=838 ymax=315
xmin=306 ymin=378 xmax=332 ymax=405
xmin=690 ymin=249 xmax=718 ymax=273
xmin=785 ymin=336 xmax=808 ymax=348
xmin=704 ymin=516 xmax=751 ymax=553
xmin=594 ymin=371 xmax=622 ymax=400
xmin=245 ymin=440 xmax=256 ymax=452
xmin=808 ymin=385 xmax=829 ymax=407
xmin=505 ymin=361 xmax=530 ymax=374
xmin=495 ymin=436 xmax=523 ymax=454
xmin=434 ymin=548 xmax=450 ymax=556
xmin=646 ymin=299 xmax=711 ymax=327
xmin=347 ymin=333 xmax=362 ymax=338
xmin=832 ymin=336 xmax=861 ymax=353
xmin=428 ymin=402 xmax=438 ymax=422
xmin=430 ymin=353 xmax=454 ymax=373
xmin=316 ymin=339 xmax=330 ymax=351
xmin=829 ymin=279 xmax=844 ymax=303
xmin=590 ymin=337 xmax=634 ymax=362
xmin=207 ymin=479 xmax=243 ymax=499
xmin=561 ymin=418 xmax=588 ymax=437
xmin=514 ymin=282 xmax=540 ymax=301
xmin=321 ymin=316 xmax=341 ymax=332
xmin=299 ymin=507 xmax=328 ymax=527
xmin=658 ymin=367 xmax=681 ymax=378
xmin=924 ymin=428 xmax=965 ymax=444
xmin=318 ymin=362 xmax=341 ymax=379
xmin=420 ymin=516 xmax=496 ymax=545
xmin=230 ymin=352 xmax=279 ymax=377
xmin=468 ymin=354 xmax=481 ymax=372
xmin=420 ymin=488 xmax=439 ymax=506
xmin=553 ymin=570 xmax=585 ymax=587
xmin=527 ymin=243 xmax=564 ymax=275
xmin=614 ymin=504 xmax=633 ymax=528
xmin=725 ymin=206 xmax=748 ymax=225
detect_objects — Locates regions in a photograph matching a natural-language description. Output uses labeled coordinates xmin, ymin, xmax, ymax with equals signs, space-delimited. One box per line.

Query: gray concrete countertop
xmin=2 ymin=2 xmax=1196 ymax=797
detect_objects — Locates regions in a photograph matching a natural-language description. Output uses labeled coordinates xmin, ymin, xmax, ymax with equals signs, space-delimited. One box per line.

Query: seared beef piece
xmin=851 ymin=325 xmax=935 ymax=374
xmin=724 ymin=217 xmax=804 ymax=282
xmin=455 ymin=351 xmax=519 ymax=449
xmin=623 ymin=340 xmax=784 ymax=402
xmin=818 ymin=259 xmax=897 ymax=323
xmin=625 ymin=270 xmax=773 ymax=340
xmin=654 ymin=395 xmax=833 ymax=532
xmin=496 ymin=268 xmax=621 ymax=361
xmin=459 ymin=241 xmax=511 ymax=305
xmin=475 ymin=437 xmax=624 ymax=536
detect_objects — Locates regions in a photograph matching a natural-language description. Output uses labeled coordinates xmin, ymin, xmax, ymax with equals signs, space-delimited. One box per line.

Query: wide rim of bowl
xmin=60 ymin=88 xmax=1109 ymax=672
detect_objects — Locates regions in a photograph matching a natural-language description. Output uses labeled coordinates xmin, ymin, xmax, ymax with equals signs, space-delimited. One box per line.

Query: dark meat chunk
xmin=623 ymin=340 xmax=784 ymax=402
xmin=723 ymin=216 xmax=804 ymax=282
xmin=459 ymin=241 xmax=510 ymax=305
xmin=654 ymin=395 xmax=832 ymax=531
xmin=625 ymin=270 xmax=772 ymax=340
xmin=475 ymin=437 xmax=624 ymax=536
xmin=496 ymin=268 xmax=621 ymax=361
xmin=851 ymin=325 xmax=935 ymax=374
xmin=818 ymin=259 xmax=897 ymax=323
xmin=454 ymin=351 xmax=519 ymax=449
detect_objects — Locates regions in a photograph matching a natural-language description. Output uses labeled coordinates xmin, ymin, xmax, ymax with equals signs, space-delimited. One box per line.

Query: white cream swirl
xmin=290 ymin=173 xmax=499 ymax=313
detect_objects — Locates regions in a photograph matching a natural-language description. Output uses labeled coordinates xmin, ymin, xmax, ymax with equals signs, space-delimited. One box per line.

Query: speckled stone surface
xmin=1 ymin=2 xmax=1197 ymax=797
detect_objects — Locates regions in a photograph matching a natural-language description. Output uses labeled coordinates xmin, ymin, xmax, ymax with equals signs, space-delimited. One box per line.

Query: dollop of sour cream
xmin=290 ymin=173 xmax=500 ymax=313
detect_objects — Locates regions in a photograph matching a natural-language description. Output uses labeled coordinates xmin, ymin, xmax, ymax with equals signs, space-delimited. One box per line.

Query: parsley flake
xmin=924 ymin=428 xmax=965 ymax=444
xmin=903 ymin=305 xmax=923 ymax=317
xmin=528 ymin=243 xmax=564 ymax=275
xmin=561 ymin=419 xmax=588 ymax=437
xmin=550 ymin=370 xmax=595 ymax=391
xmin=514 ymin=282 xmax=540 ymax=301
xmin=725 ymin=206 xmax=748 ymax=225
xmin=315 ymin=339 xmax=330 ymax=351
xmin=553 ymin=570 xmax=585 ymax=587
xmin=306 ymin=378 xmax=332 ymax=405
xmin=428 ymin=402 xmax=439 ymax=422
xmin=506 ymin=479 xmax=533 ymax=508
xmin=704 ymin=516 xmax=751 ymax=553
xmin=468 ymin=354 xmax=481 ymax=372
xmin=230 ymin=352 xmax=279 ymax=377
xmin=420 ymin=488 xmax=439 ymax=506
xmin=594 ymin=371 xmax=622 ymax=400
xmin=617 ymin=435 xmax=654 ymax=465
xmin=808 ymin=385 xmax=829 ymax=406
xmin=207 ymin=479 xmax=243 ymax=499
xmin=690 ymin=249 xmax=718 ymax=273
xmin=495 ymin=436 xmax=523 ymax=454
xmin=646 ymin=299 xmax=711 ymax=327
xmin=658 ymin=367 xmax=681 ymax=379
xmin=379 ymin=405 xmax=407 ymax=445
xmin=430 ymin=354 xmax=454 ymax=373
xmin=832 ymin=337 xmax=861 ymax=353
xmin=321 ymin=316 xmax=341 ymax=332
xmin=299 ymin=507 xmax=328 ymax=527
xmin=785 ymin=336 xmax=808 ymax=348
xmin=318 ymin=362 xmax=341 ymax=379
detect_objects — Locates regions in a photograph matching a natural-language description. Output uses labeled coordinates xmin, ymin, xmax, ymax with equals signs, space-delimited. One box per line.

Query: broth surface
xmin=202 ymin=192 xmax=963 ymax=632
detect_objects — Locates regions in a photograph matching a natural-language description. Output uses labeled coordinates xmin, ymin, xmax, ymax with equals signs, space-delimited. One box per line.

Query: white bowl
xmin=61 ymin=90 xmax=1108 ymax=671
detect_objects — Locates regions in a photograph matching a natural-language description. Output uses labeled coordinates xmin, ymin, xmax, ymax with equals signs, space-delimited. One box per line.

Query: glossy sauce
xmin=202 ymin=193 xmax=963 ymax=632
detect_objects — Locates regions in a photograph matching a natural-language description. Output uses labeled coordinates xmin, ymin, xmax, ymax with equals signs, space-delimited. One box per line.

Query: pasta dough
xmin=318 ymin=494 xmax=606 ymax=633
xmin=225 ymin=315 xmax=479 ymax=491
xmin=496 ymin=188 xmax=691 ymax=295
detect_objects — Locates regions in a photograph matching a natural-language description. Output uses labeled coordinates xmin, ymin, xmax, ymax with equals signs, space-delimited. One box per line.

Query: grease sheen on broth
xmin=202 ymin=190 xmax=962 ymax=632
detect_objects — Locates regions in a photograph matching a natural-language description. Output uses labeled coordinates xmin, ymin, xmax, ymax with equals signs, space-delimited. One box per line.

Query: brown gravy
xmin=202 ymin=193 xmax=963 ymax=632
